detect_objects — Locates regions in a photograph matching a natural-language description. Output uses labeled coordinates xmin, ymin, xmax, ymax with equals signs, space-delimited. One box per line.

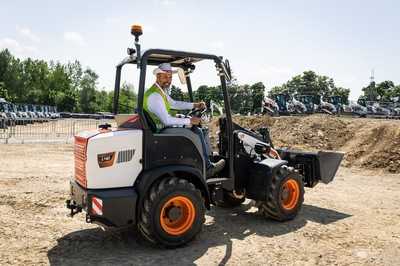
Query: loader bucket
xmin=317 ymin=151 xmax=345 ymax=184
xmin=277 ymin=149 xmax=344 ymax=187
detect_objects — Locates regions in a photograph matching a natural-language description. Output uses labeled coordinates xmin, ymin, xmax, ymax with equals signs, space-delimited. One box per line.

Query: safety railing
xmin=0 ymin=118 xmax=116 ymax=144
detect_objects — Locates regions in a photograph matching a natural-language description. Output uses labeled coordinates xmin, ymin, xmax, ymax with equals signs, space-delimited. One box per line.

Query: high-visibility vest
xmin=143 ymin=84 xmax=172 ymax=130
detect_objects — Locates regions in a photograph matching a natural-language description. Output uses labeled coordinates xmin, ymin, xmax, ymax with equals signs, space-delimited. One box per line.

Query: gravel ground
xmin=0 ymin=142 xmax=399 ymax=266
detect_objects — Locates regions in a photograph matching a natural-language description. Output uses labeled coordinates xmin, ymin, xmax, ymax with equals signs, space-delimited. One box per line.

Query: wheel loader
xmin=66 ymin=25 xmax=344 ymax=248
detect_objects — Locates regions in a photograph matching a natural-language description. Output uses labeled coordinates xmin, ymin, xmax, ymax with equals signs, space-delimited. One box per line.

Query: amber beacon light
xmin=131 ymin=24 xmax=143 ymax=41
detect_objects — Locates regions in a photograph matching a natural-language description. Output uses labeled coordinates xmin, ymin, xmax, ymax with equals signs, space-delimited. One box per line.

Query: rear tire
xmin=138 ymin=177 xmax=205 ymax=248
xmin=257 ymin=167 xmax=304 ymax=221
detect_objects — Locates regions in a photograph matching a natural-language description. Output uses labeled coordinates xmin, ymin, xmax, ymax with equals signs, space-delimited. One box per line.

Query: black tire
xmin=215 ymin=190 xmax=245 ymax=208
xmin=256 ymin=167 xmax=304 ymax=221
xmin=138 ymin=177 xmax=205 ymax=248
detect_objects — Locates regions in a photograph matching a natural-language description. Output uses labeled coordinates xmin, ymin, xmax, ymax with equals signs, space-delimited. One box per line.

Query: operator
xmin=144 ymin=63 xmax=225 ymax=177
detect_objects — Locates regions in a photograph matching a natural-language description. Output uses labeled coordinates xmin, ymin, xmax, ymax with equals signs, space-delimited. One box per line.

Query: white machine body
xmin=75 ymin=129 xmax=143 ymax=189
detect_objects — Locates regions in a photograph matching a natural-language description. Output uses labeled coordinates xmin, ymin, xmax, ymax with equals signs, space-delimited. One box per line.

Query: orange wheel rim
xmin=160 ymin=196 xmax=195 ymax=235
xmin=281 ymin=179 xmax=300 ymax=210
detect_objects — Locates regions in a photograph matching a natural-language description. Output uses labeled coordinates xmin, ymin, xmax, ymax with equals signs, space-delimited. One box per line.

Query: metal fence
xmin=0 ymin=118 xmax=116 ymax=144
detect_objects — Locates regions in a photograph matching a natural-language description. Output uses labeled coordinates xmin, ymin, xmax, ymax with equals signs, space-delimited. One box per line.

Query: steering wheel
xmin=186 ymin=107 xmax=208 ymax=128
xmin=186 ymin=107 xmax=207 ymax=118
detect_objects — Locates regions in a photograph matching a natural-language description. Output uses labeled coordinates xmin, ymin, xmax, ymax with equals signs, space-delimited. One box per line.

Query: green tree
xmin=285 ymin=71 xmax=333 ymax=97
xmin=78 ymin=68 xmax=99 ymax=113
xmin=268 ymin=85 xmax=286 ymax=97
xmin=195 ymin=85 xmax=209 ymax=103
xmin=361 ymin=81 xmax=378 ymax=101
xmin=0 ymin=82 xmax=8 ymax=100
xmin=118 ymin=82 xmax=137 ymax=113
xmin=330 ymin=87 xmax=351 ymax=105
xmin=268 ymin=70 xmax=350 ymax=104
xmin=170 ymin=85 xmax=185 ymax=101
xmin=376 ymin=81 xmax=395 ymax=101
xmin=48 ymin=62 xmax=77 ymax=111
xmin=250 ymin=82 xmax=265 ymax=113
xmin=95 ymin=90 xmax=113 ymax=113
xmin=390 ymin=85 xmax=400 ymax=101
xmin=226 ymin=83 xmax=240 ymax=113
xmin=239 ymin=85 xmax=253 ymax=114
xmin=0 ymin=49 xmax=24 ymax=102
xmin=0 ymin=49 xmax=116 ymax=113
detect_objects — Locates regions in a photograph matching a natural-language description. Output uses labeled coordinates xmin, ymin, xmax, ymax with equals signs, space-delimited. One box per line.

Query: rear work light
xmin=74 ymin=136 xmax=88 ymax=187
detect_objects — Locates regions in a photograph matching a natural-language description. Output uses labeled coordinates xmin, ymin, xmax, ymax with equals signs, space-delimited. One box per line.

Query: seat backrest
xmin=143 ymin=110 xmax=158 ymax=133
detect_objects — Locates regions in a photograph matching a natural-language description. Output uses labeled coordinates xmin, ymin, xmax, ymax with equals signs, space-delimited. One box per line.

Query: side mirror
xmin=224 ymin=59 xmax=232 ymax=79
xmin=177 ymin=68 xmax=187 ymax=85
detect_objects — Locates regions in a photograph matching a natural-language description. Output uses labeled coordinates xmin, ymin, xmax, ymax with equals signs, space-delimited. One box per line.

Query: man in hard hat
xmin=144 ymin=63 xmax=225 ymax=177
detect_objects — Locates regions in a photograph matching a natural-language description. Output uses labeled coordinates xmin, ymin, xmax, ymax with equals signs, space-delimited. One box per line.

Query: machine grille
xmin=117 ymin=149 xmax=135 ymax=164
xmin=74 ymin=136 xmax=88 ymax=187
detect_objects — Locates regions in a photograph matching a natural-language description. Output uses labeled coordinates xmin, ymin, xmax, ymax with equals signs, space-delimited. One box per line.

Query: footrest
xmin=206 ymin=177 xmax=230 ymax=185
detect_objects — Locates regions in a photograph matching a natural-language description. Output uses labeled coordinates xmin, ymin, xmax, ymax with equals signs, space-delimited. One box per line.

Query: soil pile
xmin=216 ymin=115 xmax=400 ymax=173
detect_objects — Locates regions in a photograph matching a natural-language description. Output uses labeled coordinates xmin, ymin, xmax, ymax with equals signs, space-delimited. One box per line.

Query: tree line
xmin=169 ymin=82 xmax=265 ymax=114
xmin=268 ymin=70 xmax=351 ymax=104
xmin=1 ymin=49 xmax=399 ymax=115
xmin=0 ymin=49 xmax=136 ymax=114
xmin=359 ymin=80 xmax=400 ymax=104
xmin=0 ymin=48 xmax=266 ymax=114
xmin=268 ymin=70 xmax=400 ymax=106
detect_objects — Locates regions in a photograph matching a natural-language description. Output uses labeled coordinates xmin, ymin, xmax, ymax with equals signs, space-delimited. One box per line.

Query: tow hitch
xmin=66 ymin=199 xmax=82 ymax=217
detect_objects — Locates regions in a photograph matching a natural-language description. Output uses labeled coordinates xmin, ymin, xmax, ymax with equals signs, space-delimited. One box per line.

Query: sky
xmin=1 ymin=0 xmax=399 ymax=100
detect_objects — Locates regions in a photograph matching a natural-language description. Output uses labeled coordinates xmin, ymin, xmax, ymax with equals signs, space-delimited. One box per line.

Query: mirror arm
xmin=186 ymin=73 xmax=194 ymax=102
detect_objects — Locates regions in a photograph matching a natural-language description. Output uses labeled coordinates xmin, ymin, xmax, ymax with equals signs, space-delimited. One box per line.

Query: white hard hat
xmin=153 ymin=63 xmax=178 ymax=75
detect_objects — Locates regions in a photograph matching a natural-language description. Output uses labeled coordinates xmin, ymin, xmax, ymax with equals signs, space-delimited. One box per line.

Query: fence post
xmin=7 ymin=119 xmax=13 ymax=143
xmin=5 ymin=119 xmax=8 ymax=143
xmin=72 ymin=120 xmax=76 ymax=143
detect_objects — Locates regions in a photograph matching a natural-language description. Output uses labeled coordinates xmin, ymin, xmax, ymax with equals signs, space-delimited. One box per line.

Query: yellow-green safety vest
xmin=143 ymin=84 xmax=173 ymax=130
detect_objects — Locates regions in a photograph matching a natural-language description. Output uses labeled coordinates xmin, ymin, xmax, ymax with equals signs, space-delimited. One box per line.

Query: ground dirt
xmin=0 ymin=116 xmax=399 ymax=265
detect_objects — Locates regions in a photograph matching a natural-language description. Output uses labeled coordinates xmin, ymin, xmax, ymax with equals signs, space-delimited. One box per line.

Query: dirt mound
xmin=224 ymin=115 xmax=400 ymax=173
xmin=342 ymin=123 xmax=400 ymax=173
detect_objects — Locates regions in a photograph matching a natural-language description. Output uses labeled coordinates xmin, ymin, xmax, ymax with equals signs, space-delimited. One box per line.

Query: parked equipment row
xmin=0 ymin=98 xmax=61 ymax=128
xmin=0 ymin=98 xmax=115 ymax=129
xmin=262 ymin=93 xmax=400 ymax=119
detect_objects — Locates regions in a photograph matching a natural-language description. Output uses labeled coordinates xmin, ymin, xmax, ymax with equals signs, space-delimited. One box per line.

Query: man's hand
xmin=190 ymin=117 xmax=201 ymax=125
xmin=193 ymin=101 xmax=206 ymax=110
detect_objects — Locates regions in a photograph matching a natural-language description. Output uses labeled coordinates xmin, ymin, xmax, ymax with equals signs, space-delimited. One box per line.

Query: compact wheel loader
xmin=66 ymin=25 xmax=344 ymax=248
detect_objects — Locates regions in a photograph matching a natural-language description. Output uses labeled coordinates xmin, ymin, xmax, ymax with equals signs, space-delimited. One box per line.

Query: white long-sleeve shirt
xmin=147 ymin=83 xmax=194 ymax=126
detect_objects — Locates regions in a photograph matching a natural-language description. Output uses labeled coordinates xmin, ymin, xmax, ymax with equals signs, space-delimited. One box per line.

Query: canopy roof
xmin=118 ymin=48 xmax=221 ymax=68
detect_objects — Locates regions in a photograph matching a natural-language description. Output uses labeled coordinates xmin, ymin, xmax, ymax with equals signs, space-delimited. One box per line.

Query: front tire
xmin=138 ymin=177 xmax=205 ymax=248
xmin=257 ymin=168 xmax=304 ymax=221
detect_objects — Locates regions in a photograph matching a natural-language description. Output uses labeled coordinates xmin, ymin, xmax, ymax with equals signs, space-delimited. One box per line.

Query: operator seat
xmin=143 ymin=110 xmax=158 ymax=132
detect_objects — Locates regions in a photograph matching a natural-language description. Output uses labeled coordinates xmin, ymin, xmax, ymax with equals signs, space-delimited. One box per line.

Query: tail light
xmin=74 ymin=136 xmax=88 ymax=187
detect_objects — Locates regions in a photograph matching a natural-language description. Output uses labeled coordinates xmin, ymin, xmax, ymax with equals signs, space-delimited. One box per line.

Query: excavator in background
xmin=297 ymin=95 xmax=317 ymax=114
xmin=314 ymin=95 xmax=336 ymax=115
xmin=273 ymin=92 xmax=307 ymax=115
xmin=261 ymin=97 xmax=279 ymax=116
